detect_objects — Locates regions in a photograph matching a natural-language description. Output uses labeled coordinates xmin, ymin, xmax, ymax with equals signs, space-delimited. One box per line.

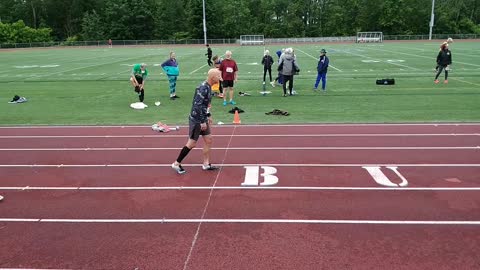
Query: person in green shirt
xmin=130 ymin=63 xmax=148 ymax=103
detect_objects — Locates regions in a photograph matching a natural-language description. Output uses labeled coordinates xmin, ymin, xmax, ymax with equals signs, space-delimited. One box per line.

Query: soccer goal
xmin=239 ymin=35 xmax=265 ymax=46
xmin=356 ymin=32 xmax=383 ymax=43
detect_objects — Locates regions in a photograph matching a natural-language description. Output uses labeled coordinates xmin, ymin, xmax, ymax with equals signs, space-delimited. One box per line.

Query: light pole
xmin=429 ymin=0 xmax=435 ymax=40
xmin=202 ymin=0 xmax=207 ymax=45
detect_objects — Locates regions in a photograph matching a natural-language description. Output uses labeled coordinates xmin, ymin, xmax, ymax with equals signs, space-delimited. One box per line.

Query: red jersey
xmin=219 ymin=59 xmax=238 ymax=81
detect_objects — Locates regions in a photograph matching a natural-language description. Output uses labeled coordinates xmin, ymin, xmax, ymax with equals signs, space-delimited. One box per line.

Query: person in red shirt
xmin=219 ymin=50 xmax=238 ymax=106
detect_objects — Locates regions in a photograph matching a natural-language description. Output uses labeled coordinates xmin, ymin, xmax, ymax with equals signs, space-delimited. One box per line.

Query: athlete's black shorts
xmin=189 ymin=118 xmax=211 ymax=141
xmin=223 ymin=80 xmax=234 ymax=88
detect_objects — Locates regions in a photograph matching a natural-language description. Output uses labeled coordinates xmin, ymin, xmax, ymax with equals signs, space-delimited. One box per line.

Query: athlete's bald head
xmin=207 ymin=68 xmax=222 ymax=85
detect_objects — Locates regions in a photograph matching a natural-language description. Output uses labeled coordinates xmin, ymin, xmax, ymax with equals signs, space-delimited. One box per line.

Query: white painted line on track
xmin=1 ymin=186 xmax=479 ymax=191
xmin=0 ymin=146 xmax=478 ymax=151
xmin=183 ymin=122 xmax=238 ymax=270
xmin=0 ymin=163 xmax=479 ymax=168
xmin=1 ymin=123 xmax=480 ymax=128
xmin=0 ymin=133 xmax=478 ymax=139
xmin=1 ymin=218 xmax=479 ymax=225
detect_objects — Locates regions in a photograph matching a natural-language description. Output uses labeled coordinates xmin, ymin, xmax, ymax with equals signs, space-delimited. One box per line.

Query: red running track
xmin=0 ymin=124 xmax=479 ymax=270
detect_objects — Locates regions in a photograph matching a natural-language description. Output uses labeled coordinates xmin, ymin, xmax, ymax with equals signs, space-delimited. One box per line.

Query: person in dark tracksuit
xmin=205 ymin=44 xmax=213 ymax=66
xmin=313 ymin=49 xmax=329 ymax=92
xmin=434 ymin=44 xmax=452 ymax=84
xmin=261 ymin=50 xmax=274 ymax=86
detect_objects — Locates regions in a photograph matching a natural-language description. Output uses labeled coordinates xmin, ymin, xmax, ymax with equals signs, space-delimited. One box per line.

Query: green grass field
xmin=1 ymin=41 xmax=479 ymax=125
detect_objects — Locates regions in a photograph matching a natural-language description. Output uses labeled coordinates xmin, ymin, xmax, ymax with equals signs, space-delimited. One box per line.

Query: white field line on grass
xmin=0 ymin=163 xmax=479 ymax=168
xmin=366 ymin=46 xmax=480 ymax=68
xmin=1 ymin=123 xmax=480 ymax=128
xmin=189 ymin=63 xmax=208 ymax=75
xmin=0 ymin=134 xmax=479 ymax=139
xmin=0 ymin=218 xmax=479 ymax=225
xmin=21 ymin=52 xmax=164 ymax=80
xmin=342 ymin=49 xmax=419 ymax=70
xmin=451 ymin=77 xmax=480 ymax=87
xmin=1 ymin=186 xmax=479 ymax=191
xmin=295 ymin=48 xmax=343 ymax=72
xmin=0 ymin=146 xmax=478 ymax=151
xmin=395 ymin=45 xmax=480 ymax=59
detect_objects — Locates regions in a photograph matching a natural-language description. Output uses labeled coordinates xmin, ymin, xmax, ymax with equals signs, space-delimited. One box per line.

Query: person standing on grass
xmin=219 ymin=50 xmax=238 ymax=106
xmin=272 ymin=48 xmax=285 ymax=87
xmin=278 ymin=48 xmax=300 ymax=97
xmin=212 ymin=55 xmax=224 ymax=98
xmin=171 ymin=69 xmax=222 ymax=174
xmin=261 ymin=50 xmax=274 ymax=87
xmin=206 ymin=44 xmax=213 ymax=66
xmin=434 ymin=43 xmax=452 ymax=84
xmin=313 ymin=49 xmax=329 ymax=92
xmin=130 ymin=63 xmax=148 ymax=104
xmin=435 ymin=38 xmax=453 ymax=72
xmin=161 ymin=51 xmax=180 ymax=100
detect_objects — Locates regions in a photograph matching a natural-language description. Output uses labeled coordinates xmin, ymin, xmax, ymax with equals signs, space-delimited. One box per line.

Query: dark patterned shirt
xmin=189 ymin=81 xmax=213 ymax=124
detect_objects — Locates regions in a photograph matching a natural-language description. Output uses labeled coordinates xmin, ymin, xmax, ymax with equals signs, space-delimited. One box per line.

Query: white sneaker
xmin=202 ymin=164 xmax=219 ymax=171
xmin=171 ymin=163 xmax=186 ymax=174
xmin=270 ymin=82 xmax=275 ymax=87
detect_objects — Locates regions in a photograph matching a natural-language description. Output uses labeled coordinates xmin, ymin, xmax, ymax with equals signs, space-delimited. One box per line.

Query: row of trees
xmin=0 ymin=0 xmax=479 ymax=42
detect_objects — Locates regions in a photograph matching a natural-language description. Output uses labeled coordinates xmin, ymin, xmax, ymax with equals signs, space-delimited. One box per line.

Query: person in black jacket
xmin=261 ymin=50 xmax=274 ymax=87
xmin=205 ymin=44 xmax=213 ymax=66
xmin=434 ymin=44 xmax=452 ymax=84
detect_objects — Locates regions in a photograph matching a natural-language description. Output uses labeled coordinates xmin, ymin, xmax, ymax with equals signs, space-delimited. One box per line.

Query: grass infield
xmin=1 ymin=41 xmax=479 ymax=125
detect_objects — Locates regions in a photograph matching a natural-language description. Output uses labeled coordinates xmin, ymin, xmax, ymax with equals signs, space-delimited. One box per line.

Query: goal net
xmin=356 ymin=32 xmax=383 ymax=43
xmin=239 ymin=35 xmax=265 ymax=46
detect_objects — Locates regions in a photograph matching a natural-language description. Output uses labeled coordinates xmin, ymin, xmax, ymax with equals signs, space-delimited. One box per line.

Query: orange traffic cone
xmin=233 ymin=110 xmax=241 ymax=124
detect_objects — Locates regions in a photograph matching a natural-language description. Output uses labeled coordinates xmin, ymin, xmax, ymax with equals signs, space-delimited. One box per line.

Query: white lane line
xmin=0 ymin=146 xmax=477 ymax=151
xmin=1 ymin=123 xmax=480 ymax=128
xmin=0 ymin=163 xmax=479 ymax=168
xmin=1 ymin=186 xmax=479 ymax=191
xmin=183 ymin=124 xmax=237 ymax=270
xmin=0 ymin=134 xmax=478 ymax=138
xmin=1 ymin=218 xmax=479 ymax=225
xmin=295 ymin=48 xmax=343 ymax=72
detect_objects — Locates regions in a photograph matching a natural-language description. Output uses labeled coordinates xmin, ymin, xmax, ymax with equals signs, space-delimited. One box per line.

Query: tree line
xmin=0 ymin=0 xmax=478 ymax=43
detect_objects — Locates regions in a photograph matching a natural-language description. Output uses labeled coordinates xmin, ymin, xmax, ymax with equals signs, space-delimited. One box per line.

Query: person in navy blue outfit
xmin=313 ymin=49 xmax=329 ymax=92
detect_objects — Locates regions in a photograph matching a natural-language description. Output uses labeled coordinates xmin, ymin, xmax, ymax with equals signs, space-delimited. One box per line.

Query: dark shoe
xmin=202 ymin=164 xmax=219 ymax=171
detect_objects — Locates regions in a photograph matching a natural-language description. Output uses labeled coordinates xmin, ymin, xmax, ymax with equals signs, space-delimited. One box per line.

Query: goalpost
xmin=239 ymin=35 xmax=265 ymax=46
xmin=356 ymin=32 xmax=383 ymax=43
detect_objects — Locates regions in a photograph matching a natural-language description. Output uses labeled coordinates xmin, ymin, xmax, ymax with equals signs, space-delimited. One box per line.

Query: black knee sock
xmin=445 ymin=71 xmax=448 ymax=80
xmin=139 ymin=90 xmax=144 ymax=102
xmin=176 ymin=146 xmax=191 ymax=163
